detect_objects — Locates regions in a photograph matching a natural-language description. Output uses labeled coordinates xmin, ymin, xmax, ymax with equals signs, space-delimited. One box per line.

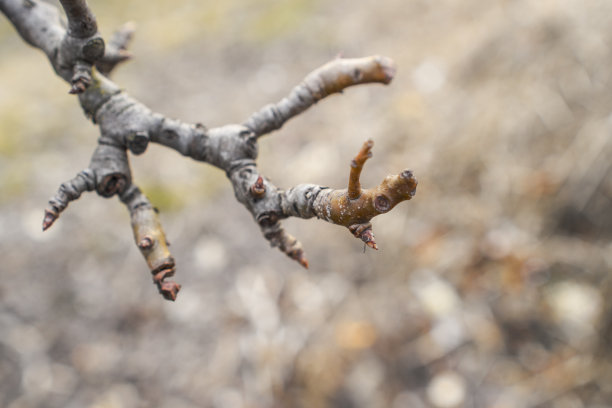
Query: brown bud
xmin=159 ymin=281 xmax=181 ymax=301
xmin=138 ymin=236 xmax=153 ymax=250
xmin=251 ymin=176 xmax=266 ymax=198
xmin=42 ymin=209 xmax=58 ymax=231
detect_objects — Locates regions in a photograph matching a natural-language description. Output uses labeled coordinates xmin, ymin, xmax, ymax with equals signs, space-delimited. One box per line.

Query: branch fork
xmin=0 ymin=0 xmax=418 ymax=300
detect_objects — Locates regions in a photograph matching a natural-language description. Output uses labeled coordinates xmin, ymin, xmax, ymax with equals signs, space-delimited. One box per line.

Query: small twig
xmin=244 ymin=56 xmax=396 ymax=137
xmin=43 ymin=169 xmax=96 ymax=231
xmin=58 ymin=0 xmax=97 ymax=38
xmin=120 ymin=185 xmax=181 ymax=301
xmin=2 ymin=0 xmax=417 ymax=298
xmin=348 ymin=139 xmax=374 ymax=200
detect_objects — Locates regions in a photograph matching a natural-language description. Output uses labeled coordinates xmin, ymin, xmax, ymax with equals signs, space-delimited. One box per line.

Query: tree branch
xmin=1 ymin=0 xmax=417 ymax=300
xmin=121 ymin=185 xmax=180 ymax=301
xmin=244 ymin=56 xmax=396 ymax=137
xmin=58 ymin=0 xmax=97 ymax=38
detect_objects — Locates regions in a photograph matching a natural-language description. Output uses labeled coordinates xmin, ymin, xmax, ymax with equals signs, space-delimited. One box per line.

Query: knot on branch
xmin=58 ymin=33 xmax=105 ymax=94
xmin=127 ymin=131 xmax=149 ymax=155
xmin=250 ymin=176 xmax=266 ymax=199
xmin=82 ymin=37 xmax=105 ymax=61
xmin=202 ymin=125 xmax=258 ymax=170
xmin=69 ymin=60 xmax=92 ymax=94
xmin=89 ymin=144 xmax=131 ymax=197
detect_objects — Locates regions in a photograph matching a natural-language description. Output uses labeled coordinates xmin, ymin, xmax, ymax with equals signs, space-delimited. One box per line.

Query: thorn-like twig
xmin=42 ymin=209 xmax=58 ymax=231
xmin=348 ymin=139 xmax=374 ymax=200
xmin=349 ymin=223 xmax=378 ymax=250
xmin=96 ymin=21 xmax=136 ymax=75
xmin=43 ymin=169 xmax=96 ymax=230
xmin=261 ymin=220 xmax=309 ymax=269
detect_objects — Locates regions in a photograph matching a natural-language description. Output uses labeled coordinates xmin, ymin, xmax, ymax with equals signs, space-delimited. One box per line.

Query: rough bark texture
xmin=0 ymin=0 xmax=417 ymax=300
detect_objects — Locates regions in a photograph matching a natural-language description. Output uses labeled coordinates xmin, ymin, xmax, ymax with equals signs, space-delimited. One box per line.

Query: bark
xmin=0 ymin=0 xmax=417 ymax=300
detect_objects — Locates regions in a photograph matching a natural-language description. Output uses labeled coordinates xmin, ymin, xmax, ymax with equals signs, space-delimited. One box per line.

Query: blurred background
xmin=1 ymin=0 xmax=611 ymax=407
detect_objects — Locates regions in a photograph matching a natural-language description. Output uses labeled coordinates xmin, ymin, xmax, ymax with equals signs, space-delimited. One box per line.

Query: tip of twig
xmin=42 ymin=210 xmax=57 ymax=231
xmin=116 ymin=49 xmax=133 ymax=61
xmin=375 ymin=56 xmax=396 ymax=84
xmin=364 ymin=139 xmax=374 ymax=154
xmin=120 ymin=21 xmax=137 ymax=33
xmin=159 ymin=281 xmax=181 ymax=301
xmin=289 ymin=249 xmax=309 ymax=269
xmin=366 ymin=240 xmax=378 ymax=250
xmin=348 ymin=223 xmax=378 ymax=249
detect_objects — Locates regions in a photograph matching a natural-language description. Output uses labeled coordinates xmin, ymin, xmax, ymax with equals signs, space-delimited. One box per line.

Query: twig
xmin=1 ymin=0 xmax=417 ymax=300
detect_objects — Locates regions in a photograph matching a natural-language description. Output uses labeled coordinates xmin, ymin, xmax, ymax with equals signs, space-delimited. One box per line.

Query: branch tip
xmin=159 ymin=281 xmax=181 ymax=301
xmin=289 ymin=249 xmax=309 ymax=269
xmin=349 ymin=223 xmax=378 ymax=249
xmin=42 ymin=209 xmax=58 ymax=231
xmin=376 ymin=56 xmax=396 ymax=84
xmin=348 ymin=139 xmax=375 ymax=199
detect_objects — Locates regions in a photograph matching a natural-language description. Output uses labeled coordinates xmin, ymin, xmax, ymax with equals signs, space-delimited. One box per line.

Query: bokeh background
xmin=1 ymin=0 xmax=612 ymax=407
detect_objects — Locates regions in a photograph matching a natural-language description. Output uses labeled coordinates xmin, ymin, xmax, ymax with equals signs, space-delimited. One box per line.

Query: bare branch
xmin=244 ymin=56 xmax=396 ymax=137
xmin=120 ymin=185 xmax=181 ymax=301
xmin=58 ymin=0 xmax=97 ymax=38
xmin=0 ymin=0 xmax=64 ymax=59
xmin=96 ymin=22 xmax=135 ymax=76
xmin=280 ymin=141 xmax=417 ymax=249
xmin=43 ymin=169 xmax=96 ymax=231
xmin=2 ymin=0 xmax=417 ymax=299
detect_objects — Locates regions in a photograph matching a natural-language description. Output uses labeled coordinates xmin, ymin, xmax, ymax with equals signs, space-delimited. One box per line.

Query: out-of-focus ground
xmin=1 ymin=0 xmax=611 ymax=407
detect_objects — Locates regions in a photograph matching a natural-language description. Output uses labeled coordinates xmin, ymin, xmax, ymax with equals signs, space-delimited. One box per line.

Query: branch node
xmin=349 ymin=223 xmax=378 ymax=250
xmin=127 ymin=131 xmax=149 ymax=155
xmin=82 ymin=37 xmax=105 ymax=61
xmin=69 ymin=61 xmax=92 ymax=94
xmin=138 ymin=236 xmax=153 ymax=250
xmin=374 ymin=195 xmax=391 ymax=213
xmin=153 ymin=268 xmax=174 ymax=284
xmin=250 ymin=176 xmax=266 ymax=198
xmin=257 ymin=212 xmax=279 ymax=228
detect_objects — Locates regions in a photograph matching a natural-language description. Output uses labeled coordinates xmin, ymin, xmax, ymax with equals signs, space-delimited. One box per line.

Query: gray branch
xmin=1 ymin=0 xmax=414 ymax=300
